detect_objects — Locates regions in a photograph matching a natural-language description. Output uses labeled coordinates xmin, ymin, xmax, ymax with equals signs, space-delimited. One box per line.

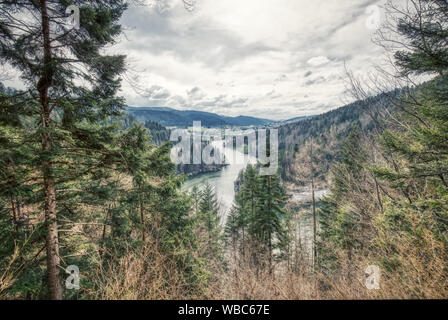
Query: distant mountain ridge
xmin=279 ymin=115 xmax=312 ymax=124
xmin=127 ymin=106 xmax=274 ymax=127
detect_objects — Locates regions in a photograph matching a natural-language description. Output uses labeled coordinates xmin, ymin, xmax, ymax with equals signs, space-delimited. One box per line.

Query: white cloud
xmin=307 ymin=56 xmax=330 ymax=67
xmin=107 ymin=0 xmax=405 ymax=119
xmin=2 ymin=0 xmax=408 ymax=120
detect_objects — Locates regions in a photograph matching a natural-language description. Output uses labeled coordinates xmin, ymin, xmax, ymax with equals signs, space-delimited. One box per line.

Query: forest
xmin=0 ymin=0 xmax=447 ymax=300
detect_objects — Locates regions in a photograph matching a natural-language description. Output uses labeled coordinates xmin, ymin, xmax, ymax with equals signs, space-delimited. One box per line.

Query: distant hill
xmin=127 ymin=107 xmax=273 ymax=127
xmin=280 ymin=115 xmax=312 ymax=124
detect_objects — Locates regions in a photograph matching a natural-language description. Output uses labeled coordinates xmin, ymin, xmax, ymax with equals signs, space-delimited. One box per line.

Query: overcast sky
xmin=4 ymin=0 xmax=393 ymax=120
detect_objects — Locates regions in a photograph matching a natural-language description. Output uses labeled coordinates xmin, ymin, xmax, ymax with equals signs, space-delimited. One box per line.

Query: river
xmin=181 ymin=143 xmax=256 ymax=220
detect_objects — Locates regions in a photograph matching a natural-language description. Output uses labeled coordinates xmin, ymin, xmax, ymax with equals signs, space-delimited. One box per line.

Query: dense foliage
xmin=315 ymin=0 xmax=448 ymax=297
xmin=225 ymin=165 xmax=289 ymax=273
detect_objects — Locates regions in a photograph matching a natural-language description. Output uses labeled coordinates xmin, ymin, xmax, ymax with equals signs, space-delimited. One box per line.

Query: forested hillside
xmin=122 ymin=114 xmax=171 ymax=145
xmin=278 ymin=90 xmax=400 ymax=184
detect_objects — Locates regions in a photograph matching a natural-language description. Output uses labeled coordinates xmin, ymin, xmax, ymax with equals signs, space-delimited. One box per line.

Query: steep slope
xmin=278 ymin=90 xmax=401 ymax=183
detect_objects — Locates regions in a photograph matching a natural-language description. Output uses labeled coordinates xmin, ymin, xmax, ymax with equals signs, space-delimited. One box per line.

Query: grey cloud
xmin=117 ymin=0 xmax=391 ymax=120
xmin=169 ymin=95 xmax=187 ymax=105
xmin=196 ymin=95 xmax=248 ymax=110
xmin=121 ymin=6 xmax=277 ymax=70
xmin=187 ymin=86 xmax=206 ymax=100
xmin=304 ymin=76 xmax=326 ymax=86
xmin=144 ymin=85 xmax=171 ymax=99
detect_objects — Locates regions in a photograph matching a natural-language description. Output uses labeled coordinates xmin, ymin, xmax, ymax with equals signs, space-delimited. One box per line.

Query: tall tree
xmin=0 ymin=0 xmax=128 ymax=299
xmin=317 ymin=126 xmax=375 ymax=276
xmin=197 ymin=183 xmax=222 ymax=257
xmin=115 ymin=123 xmax=174 ymax=242
xmin=226 ymin=165 xmax=289 ymax=272
xmin=316 ymin=0 xmax=448 ymax=295
xmin=254 ymin=172 xmax=289 ymax=272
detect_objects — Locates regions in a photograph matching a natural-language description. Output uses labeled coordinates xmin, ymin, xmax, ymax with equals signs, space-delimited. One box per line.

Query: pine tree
xmin=197 ymin=183 xmax=222 ymax=258
xmin=374 ymin=0 xmax=448 ymax=241
xmin=115 ymin=123 xmax=175 ymax=242
xmin=0 ymin=0 xmax=128 ymax=299
xmin=316 ymin=126 xmax=377 ymax=276
xmin=226 ymin=165 xmax=289 ymax=271
xmin=390 ymin=0 xmax=448 ymax=76
xmin=253 ymin=172 xmax=289 ymax=272
xmin=232 ymin=165 xmax=258 ymax=256
xmin=190 ymin=186 xmax=201 ymax=215
xmin=315 ymin=0 xmax=448 ymax=293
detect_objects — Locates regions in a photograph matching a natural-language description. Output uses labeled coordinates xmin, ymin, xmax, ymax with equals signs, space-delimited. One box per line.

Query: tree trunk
xmin=42 ymin=159 xmax=62 ymax=300
xmin=10 ymin=196 xmax=18 ymax=224
xmin=311 ymin=175 xmax=316 ymax=269
xmin=268 ymin=234 xmax=272 ymax=275
xmin=100 ymin=205 xmax=111 ymax=258
xmin=140 ymin=197 xmax=146 ymax=242
xmin=241 ymin=227 xmax=245 ymax=259
xmin=373 ymin=176 xmax=383 ymax=213
xmin=310 ymin=141 xmax=317 ymax=270
xmin=268 ymin=176 xmax=272 ymax=274
xmin=39 ymin=0 xmax=62 ymax=300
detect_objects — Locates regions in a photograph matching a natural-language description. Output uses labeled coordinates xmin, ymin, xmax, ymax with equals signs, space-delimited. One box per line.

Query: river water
xmin=181 ymin=143 xmax=256 ymax=219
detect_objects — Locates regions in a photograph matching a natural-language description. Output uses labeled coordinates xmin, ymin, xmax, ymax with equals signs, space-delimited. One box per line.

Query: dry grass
xmin=76 ymin=210 xmax=448 ymax=301
xmin=88 ymin=236 xmax=447 ymax=300
xmin=90 ymin=242 xmax=205 ymax=300
xmin=208 ymin=254 xmax=447 ymax=300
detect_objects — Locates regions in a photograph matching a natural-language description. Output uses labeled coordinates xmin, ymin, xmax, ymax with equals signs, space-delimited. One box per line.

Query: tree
xmin=190 ymin=186 xmax=201 ymax=215
xmin=293 ymin=138 xmax=326 ymax=268
xmin=197 ymin=183 xmax=222 ymax=258
xmin=317 ymin=127 xmax=376 ymax=276
xmin=226 ymin=165 xmax=289 ymax=272
xmin=374 ymin=0 xmax=448 ymax=237
xmin=307 ymin=140 xmax=317 ymax=268
xmin=228 ymin=165 xmax=259 ymax=258
xmin=315 ymin=0 xmax=448 ymax=295
xmin=379 ymin=0 xmax=448 ymax=77
xmin=0 ymin=0 xmax=128 ymax=299
xmin=115 ymin=123 xmax=174 ymax=242
xmin=254 ymin=172 xmax=289 ymax=273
